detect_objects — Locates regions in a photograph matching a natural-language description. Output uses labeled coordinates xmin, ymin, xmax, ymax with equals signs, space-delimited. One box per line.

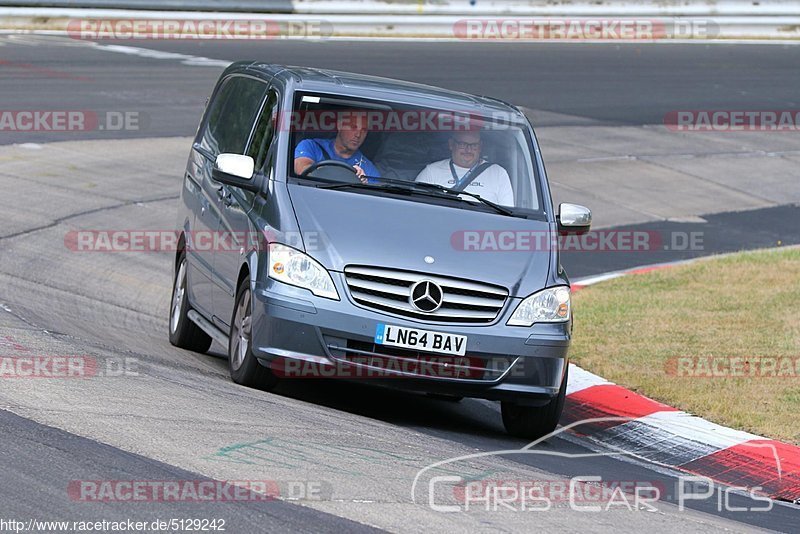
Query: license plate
xmin=374 ymin=324 xmax=467 ymax=356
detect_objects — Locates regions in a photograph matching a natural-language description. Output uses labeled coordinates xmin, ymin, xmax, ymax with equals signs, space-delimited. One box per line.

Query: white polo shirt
xmin=415 ymin=159 xmax=514 ymax=206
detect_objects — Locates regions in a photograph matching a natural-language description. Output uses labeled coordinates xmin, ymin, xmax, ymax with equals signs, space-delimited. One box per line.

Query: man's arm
xmin=294 ymin=157 xmax=314 ymax=175
xmin=414 ymin=164 xmax=434 ymax=183
xmin=495 ymin=166 xmax=515 ymax=206
xmin=293 ymin=139 xmax=321 ymax=175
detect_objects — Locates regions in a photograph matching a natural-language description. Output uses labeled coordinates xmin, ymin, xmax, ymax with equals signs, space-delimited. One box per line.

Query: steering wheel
xmin=300 ymin=159 xmax=360 ymax=182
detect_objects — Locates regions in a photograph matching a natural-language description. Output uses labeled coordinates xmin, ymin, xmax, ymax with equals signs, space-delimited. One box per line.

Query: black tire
xmin=501 ymin=365 xmax=569 ymax=440
xmin=228 ymin=281 xmax=279 ymax=391
xmin=169 ymin=253 xmax=213 ymax=353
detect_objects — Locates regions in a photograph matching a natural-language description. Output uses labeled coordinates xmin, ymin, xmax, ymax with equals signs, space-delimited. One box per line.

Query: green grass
xmin=570 ymin=247 xmax=800 ymax=444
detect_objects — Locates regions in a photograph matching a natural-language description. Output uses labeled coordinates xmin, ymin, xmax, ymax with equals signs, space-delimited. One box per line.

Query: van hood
xmin=286 ymin=183 xmax=553 ymax=297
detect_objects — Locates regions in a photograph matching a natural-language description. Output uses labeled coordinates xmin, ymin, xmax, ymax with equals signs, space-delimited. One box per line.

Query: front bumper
xmin=250 ymin=273 xmax=570 ymax=403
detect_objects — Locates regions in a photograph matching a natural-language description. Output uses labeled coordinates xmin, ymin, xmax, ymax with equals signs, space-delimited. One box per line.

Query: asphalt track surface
xmin=2 ymin=37 xmax=800 ymax=142
xmin=1 ymin=35 xmax=799 ymax=532
xmin=0 ymin=410 xmax=378 ymax=533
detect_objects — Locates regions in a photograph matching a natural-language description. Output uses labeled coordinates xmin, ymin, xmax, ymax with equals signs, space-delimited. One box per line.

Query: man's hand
xmin=354 ymin=165 xmax=369 ymax=184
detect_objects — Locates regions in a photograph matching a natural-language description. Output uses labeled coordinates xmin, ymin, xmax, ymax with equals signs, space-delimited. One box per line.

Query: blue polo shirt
xmin=295 ymin=138 xmax=381 ymax=178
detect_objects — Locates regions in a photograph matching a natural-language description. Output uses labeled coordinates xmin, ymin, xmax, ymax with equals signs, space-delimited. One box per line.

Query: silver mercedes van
xmin=170 ymin=62 xmax=591 ymax=439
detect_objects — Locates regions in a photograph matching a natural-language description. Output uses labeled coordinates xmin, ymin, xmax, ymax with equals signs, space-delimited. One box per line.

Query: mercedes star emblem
xmin=409 ymin=280 xmax=444 ymax=312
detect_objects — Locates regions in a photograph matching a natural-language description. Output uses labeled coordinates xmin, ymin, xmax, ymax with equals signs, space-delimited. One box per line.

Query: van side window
xmin=200 ymin=76 xmax=268 ymax=157
xmin=247 ymin=90 xmax=279 ymax=171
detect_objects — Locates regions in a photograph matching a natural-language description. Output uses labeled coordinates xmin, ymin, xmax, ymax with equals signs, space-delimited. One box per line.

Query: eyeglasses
xmin=453 ymin=140 xmax=481 ymax=151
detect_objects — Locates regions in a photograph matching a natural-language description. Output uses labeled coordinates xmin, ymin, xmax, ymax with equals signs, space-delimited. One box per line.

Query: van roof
xmin=232 ymin=62 xmax=523 ymax=117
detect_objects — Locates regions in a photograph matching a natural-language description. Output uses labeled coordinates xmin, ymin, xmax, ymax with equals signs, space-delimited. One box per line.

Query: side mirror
xmin=557 ymin=203 xmax=592 ymax=234
xmin=212 ymin=154 xmax=261 ymax=193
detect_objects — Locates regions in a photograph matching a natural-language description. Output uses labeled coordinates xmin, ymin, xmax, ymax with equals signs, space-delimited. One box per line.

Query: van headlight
xmin=268 ymin=243 xmax=339 ymax=300
xmin=507 ymin=286 xmax=570 ymax=326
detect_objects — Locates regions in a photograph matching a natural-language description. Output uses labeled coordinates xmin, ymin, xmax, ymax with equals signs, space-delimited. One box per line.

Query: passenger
xmin=415 ymin=131 xmax=513 ymax=205
xmin=293 ymin=110 xmax=380 ymax=181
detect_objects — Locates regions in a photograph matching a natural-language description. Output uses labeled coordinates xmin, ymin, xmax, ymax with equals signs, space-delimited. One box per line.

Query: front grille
xmin=344 ymin=266 xmax=508 ymax=323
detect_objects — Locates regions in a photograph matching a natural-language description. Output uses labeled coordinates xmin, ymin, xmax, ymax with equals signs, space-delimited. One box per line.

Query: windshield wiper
xmin=316 ymin=181 xmax=419 ymax=194
xmin=317 ymin=178 xmax=517 ymax=217
xmin=386 ymin=179 xmax=516 ymax=217
xmin=317 ymin=179 xmax=456 ymax=196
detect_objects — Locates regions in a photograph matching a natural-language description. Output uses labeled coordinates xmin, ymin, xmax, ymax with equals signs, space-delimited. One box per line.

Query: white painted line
xmin=596 ymin=417 xmax=731 ymax=465
xmin=5 ymin=29 xmax=800 ymax=45
xmin=572 ymin=256 xmax=704 ymax=287
xmin=566 ymin=362 xmax=612 ymax=395
xmin=640 ymin=410 xmax=762 ymax=450
xmin=572 ymin=272 xmax=625 ymax=287
xmin=95 ymin=43 xmax=231 ymax=68
xmin=573 ymin=245 xmax=800 ymax=289
xmin=0 ymin=29 xmax=233 ymax=67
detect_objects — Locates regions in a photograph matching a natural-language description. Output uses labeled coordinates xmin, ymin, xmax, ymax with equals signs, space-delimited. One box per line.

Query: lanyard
xmin=449 ymin=159 xmax=482 ymax=188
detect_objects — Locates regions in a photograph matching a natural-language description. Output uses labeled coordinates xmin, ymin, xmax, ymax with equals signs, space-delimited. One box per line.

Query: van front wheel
xmin=501 ymin=366 xmax=568 ymax=440
xmin=229 ymin=282 xmax=279 ymax=391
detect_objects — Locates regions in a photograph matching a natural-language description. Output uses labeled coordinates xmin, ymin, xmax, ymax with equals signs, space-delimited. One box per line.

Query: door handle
xmin=216 ymin=186 xmax=233 ymax=207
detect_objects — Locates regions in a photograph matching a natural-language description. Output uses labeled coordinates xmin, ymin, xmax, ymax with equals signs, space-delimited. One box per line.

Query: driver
xmin=293 ymin=110 xmax=380 ymax=181
xmin=415 ymin=130 xmax=513 ymax=206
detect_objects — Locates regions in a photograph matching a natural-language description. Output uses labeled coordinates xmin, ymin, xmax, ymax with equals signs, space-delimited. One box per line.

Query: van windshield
xmin=288 ymin=92 xmax=543 ymax=213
